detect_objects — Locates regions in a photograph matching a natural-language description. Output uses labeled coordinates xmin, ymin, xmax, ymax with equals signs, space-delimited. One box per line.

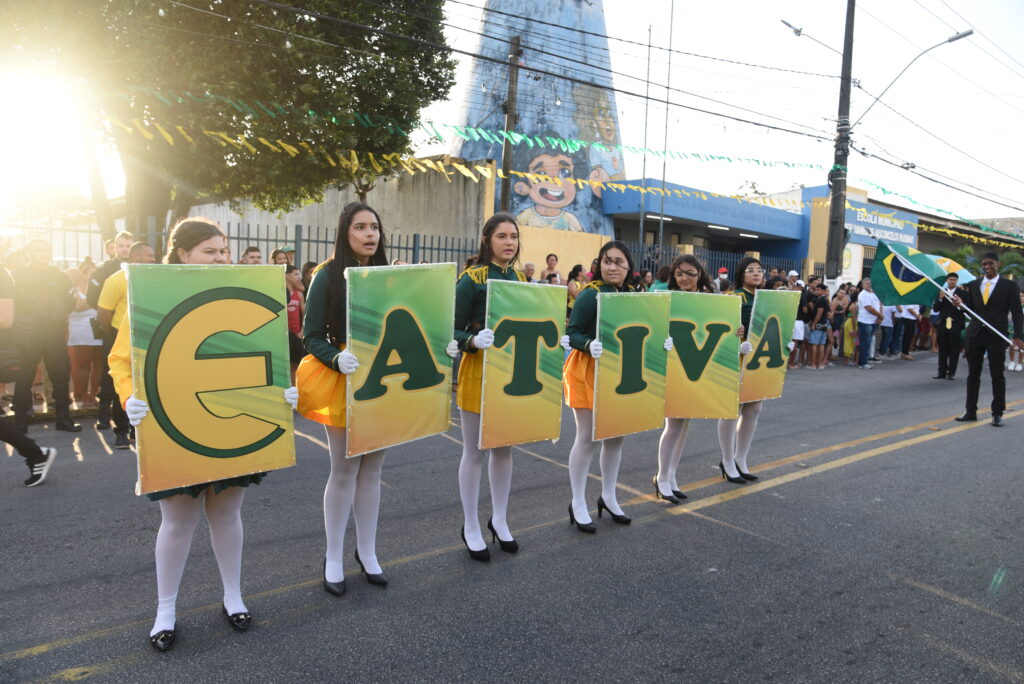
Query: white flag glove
xmin=335 ymin=349 xmax=359 ymax=375
xmin=445 ymin=340 xmax=459 ymax=358
xmin=560 ymin=334 xmax=571 ymax=352
xmin=588 ymin=340 xmax=603 ymax=359
xmin=125 ymin=395 xmax=149 ymax=426
xmin=663 ymin=336 xmax=674 ymax=352
xmin=740 ymin=341 xmax=753 ymax=355
xmin=473 ymin=328 xmax=495 ymax=350
xmin=283 ymin=386 xmax=298 ymax=409
xmin=787 ymin=341 xmax=796 ymax=352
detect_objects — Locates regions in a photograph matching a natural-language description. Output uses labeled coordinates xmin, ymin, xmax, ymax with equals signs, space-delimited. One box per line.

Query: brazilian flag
xmin=870 ymin=240 xmax=950 ymax=306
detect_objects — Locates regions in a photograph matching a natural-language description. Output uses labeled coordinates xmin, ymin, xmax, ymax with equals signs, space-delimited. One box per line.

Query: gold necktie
xmin=983 ymin=281 xmax=992 ymax=305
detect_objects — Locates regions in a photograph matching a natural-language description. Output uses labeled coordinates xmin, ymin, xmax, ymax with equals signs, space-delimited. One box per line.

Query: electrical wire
xmin=937 ymin=0 xmax=1024 ymax=73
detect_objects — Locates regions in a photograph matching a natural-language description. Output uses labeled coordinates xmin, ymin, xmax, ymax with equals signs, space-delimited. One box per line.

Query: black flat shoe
xmin=596 ymin=496 xmax=631 ymax=525
xmin=322 ymin=558 xmax=346 ymax=596
xmin=933 ymin=374 xmax=946 ymax=379
xmin=460 ymin=527 xmax=490 ymax=562
xmin=737 ymin=468 xmax=759 ymax=481
xmin=568 ymin=504 xmax=596 ymax=534
xmin=955 ymin=412 xmax=977 ymax=422
xmin=671 ymin=489 xmax=688 ymax=500
xmin=718 ymin=461 xmax=747 ymax=484
xmin=354 ymin=549 xmax=388 ymax=587
xmin=55 ymin=420 xmax=81 ymax=432
xmin=149 ymin=628 xmax=175 ymax=652
xmin=223 ymin=607 xmax=251 ymax=631
xmin=652 ymin=476 xmax=679 ymax=505
xmin=992 ymin=414 xmax=1004 ymax=427
xmin=487 ymin=517 xmax=519 ymax=554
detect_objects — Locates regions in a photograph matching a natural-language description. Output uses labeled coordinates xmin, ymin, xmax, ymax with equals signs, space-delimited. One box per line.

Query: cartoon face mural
xmin=448 ymin=0 xmax=624 ymax=236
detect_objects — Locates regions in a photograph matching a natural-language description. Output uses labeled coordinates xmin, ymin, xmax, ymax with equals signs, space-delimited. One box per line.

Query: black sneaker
xmin=114 ymin=432 xmax=131 ymax=450
xmin=25 ymin=447 xmax=57 ymax=487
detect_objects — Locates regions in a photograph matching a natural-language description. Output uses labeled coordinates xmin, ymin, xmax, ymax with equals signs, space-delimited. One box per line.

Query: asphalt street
xmin=3 ymin=349 xmax=1024 ymax=683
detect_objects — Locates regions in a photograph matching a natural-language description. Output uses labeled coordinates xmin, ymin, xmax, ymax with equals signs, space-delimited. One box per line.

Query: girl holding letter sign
xmin=109 ymin=218 xmax=299 ymax=651
xmin=454 ymin=213 xmax=548 ymax=560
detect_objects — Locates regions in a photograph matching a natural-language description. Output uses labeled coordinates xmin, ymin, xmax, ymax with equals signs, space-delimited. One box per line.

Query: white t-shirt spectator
xmin=898 ymin=304 xmax=919 ymax=320
xmin=857 ymin=290 xmax=882 ymax=324
xmin=882 ymin=305 xmax=898 ymax=327
xmin=67 ymin=290 xmax=101 ymax=347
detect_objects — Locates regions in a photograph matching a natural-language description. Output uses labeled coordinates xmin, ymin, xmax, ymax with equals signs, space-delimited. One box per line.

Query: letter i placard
xmin=479 ymin=280 xmax=566 ymax=449
xmin=739 ymin=289 xmax=800 ymax=403
xmin=592 ymin=292 xmax=670 ymax=441
xmin=345 ymin=263 xmax=456 ymax=457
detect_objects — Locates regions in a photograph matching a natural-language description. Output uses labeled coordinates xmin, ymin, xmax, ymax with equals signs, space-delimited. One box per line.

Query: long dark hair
xmin=594 ymin=240 xmax=635 ymax=290
xmin=668 ymin=254 xmax=712 ymax=293
xmin=164 ymin=217 xmax=224 ymax=264
xmin=474 ymin=213 xmax=520 ymax=267
xmin=323 ymin=202 xmax=388 ymax=344
xmin=568 ymin=264 xmax=584 ymax=282
xmin=733 ymin=256 xmax=764 ymax=292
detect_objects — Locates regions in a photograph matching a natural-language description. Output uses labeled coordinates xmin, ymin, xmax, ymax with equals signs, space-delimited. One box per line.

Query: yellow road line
xmin=886 ymin=572 xmax=1020 ymax=627
xmin=295 ymin=429 xmax=328 ymax=449
xmin=901 ymin=630 xmax=1024 ymax=683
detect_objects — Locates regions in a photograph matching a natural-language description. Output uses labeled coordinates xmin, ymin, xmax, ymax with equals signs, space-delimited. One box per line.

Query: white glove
xmin=125 ymin=394 xmax=149 ymax=426
xmin=664 ymin=337 xmax=674 ymax=352
xmin=473 ymin=328 xmax=495 ymax=350
xmin=335 ymin=349 xmax=359 ymax=374
xmin=787 ymin=341 xmax=796 ymax=352
xmin=560 ymin=334 xmax=571 ymax=352
xmin=445 ymin=340 xmax=459 ymax=358
xmin=588 ymin=340 xmax=603 ymax=359
xmin=740 ymin=341 xmax=753 ymax=355
xmin=283 ymin=386 xmax=298 ymax=409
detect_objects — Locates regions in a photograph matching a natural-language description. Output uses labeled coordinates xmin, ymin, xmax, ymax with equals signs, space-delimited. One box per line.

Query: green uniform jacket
xmin=302 ymin=266 xmax=343 ymax=367
xmin=454 ymin=262 xmax=526 ymax=353
xmin=731 ymin=287 xmax=756 ymax=334
xmin=566 ymin=280 xmax=633 ymax=352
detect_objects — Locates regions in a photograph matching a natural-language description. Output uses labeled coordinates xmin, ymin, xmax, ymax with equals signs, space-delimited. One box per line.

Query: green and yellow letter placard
xmin=126 ymin=264 xmax=295 ymax=495
xmin=593 ymin=292 xmax=670 ymax=440
xmin=739 ymin=289 xmax=800 ymax=403
xmin=480 ymin=281 xmax=566 ymax=449
xmin=666 ymin=292 xmax=741 ymax=419
xmin=345 ymin=263 xmax=455 ymax=457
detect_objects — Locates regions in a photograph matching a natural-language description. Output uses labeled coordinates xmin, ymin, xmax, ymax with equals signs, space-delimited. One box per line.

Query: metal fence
xmin=620 ymin=241 xmax=801 ymax=282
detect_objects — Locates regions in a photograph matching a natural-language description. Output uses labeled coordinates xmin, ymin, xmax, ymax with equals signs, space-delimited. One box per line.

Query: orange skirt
xmin=296 ymin=350 xmax=346 ymax=427
xmin=563 ymin=349 xmax=595 ymax=410
xmin=456 ymin=350 xmax=483 ymax=413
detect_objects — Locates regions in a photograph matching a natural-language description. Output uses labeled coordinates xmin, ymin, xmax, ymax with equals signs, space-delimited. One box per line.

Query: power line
xmin=937 ymin=0 xmax=1024 ymax=73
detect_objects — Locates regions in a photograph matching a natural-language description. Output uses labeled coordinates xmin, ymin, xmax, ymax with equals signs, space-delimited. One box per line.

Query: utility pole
xmin=499 ymin=35 xmax=522 ymax=212
xmin=825 ymin=0 xmax=855 ymax=280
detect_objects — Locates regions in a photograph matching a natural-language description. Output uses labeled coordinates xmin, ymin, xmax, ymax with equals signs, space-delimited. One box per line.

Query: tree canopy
xmin=6 ymin=0 xmax=456 ymax=234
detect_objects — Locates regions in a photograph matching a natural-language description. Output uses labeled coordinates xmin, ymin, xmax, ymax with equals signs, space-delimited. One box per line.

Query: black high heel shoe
xmin=718 ymin=461 xmax=747 ymax=484
xmin=461 ymin=526 xmax=491 ymax=562
xmin=652 ymin=476 xmax=680 ymax=505
xmin=487 ymin=517 xmax=519 ymax=554
xmin=736 ymin=466 xmax=759 ymax=481
xmin=322 ymin=558 xmax=346 ymax=597
xmin=672 ymin=488 xmax=688 ymax=500
xmin=568 ymin=504 xmax=596 ymax=534
xmin=354 ymin=549 xmax=388 ymax=587
xmin=223 ymin=606 xmax=252 ymax=631
xmin=149 ymin=627 xmax=176 ymax=652
xmin=596 ymin=496 xmax=631 ymax=525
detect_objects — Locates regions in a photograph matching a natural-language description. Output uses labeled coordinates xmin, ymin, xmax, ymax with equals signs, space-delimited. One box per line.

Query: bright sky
xmin=418 ymin=0 xmax=1024 ymax=222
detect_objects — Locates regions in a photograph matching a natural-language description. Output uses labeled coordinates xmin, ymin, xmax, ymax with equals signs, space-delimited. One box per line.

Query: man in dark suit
xmin=932 ymin=273 xmax=966 ymax=380
xmin=952 ymin=252 xmax=1024 ymax=426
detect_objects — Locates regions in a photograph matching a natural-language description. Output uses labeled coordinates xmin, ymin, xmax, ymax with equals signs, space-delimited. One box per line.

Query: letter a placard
xmin=479 ymin=280 xmax=565 ymax=449
xmin=593 ymin=292 xmax=669 ymax=441
xmin=666 ymin=292 xmax=741 ymax=419
xmin=739 ymin=289 xmax=800 ymax=403
xmin=345 ymin=263 xmax=455 ymax=457
xmin=125 ymin=265 xmax=296 ymax=495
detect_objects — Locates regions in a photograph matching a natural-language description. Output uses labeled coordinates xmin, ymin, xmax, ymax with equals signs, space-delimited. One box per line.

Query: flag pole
xmin=887 ymin=245 xmax=1014 ymax=346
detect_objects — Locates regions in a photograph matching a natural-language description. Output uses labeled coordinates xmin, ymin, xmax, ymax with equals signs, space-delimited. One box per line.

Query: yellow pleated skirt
xmin=296 ymin=349 xmax=347 ymax=427
xmin=563 ymin=349 xmax=595 ymax=410
xmin=456 ymin=350 xmax=483 ymax=413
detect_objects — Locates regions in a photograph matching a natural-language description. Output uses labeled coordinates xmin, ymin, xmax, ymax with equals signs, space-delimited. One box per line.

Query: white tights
xmin=568 ymin=408 xmax=625 ymax=524
xmin=656 ymin=417 xmax=691 ymax=495
xmin=324 ymin=426 xmax=386 ymax=583
xmin=152 ymin=486 xmax=247 ymax=636
xmin=717 ymin=401 xmax=764 ymax=477
xmin=458 ymin=410 xmax=513 ymax=551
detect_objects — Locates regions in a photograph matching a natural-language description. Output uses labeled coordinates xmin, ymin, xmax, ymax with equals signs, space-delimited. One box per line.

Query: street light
xmin=851 ymin=29 xmax=973 ymax=130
